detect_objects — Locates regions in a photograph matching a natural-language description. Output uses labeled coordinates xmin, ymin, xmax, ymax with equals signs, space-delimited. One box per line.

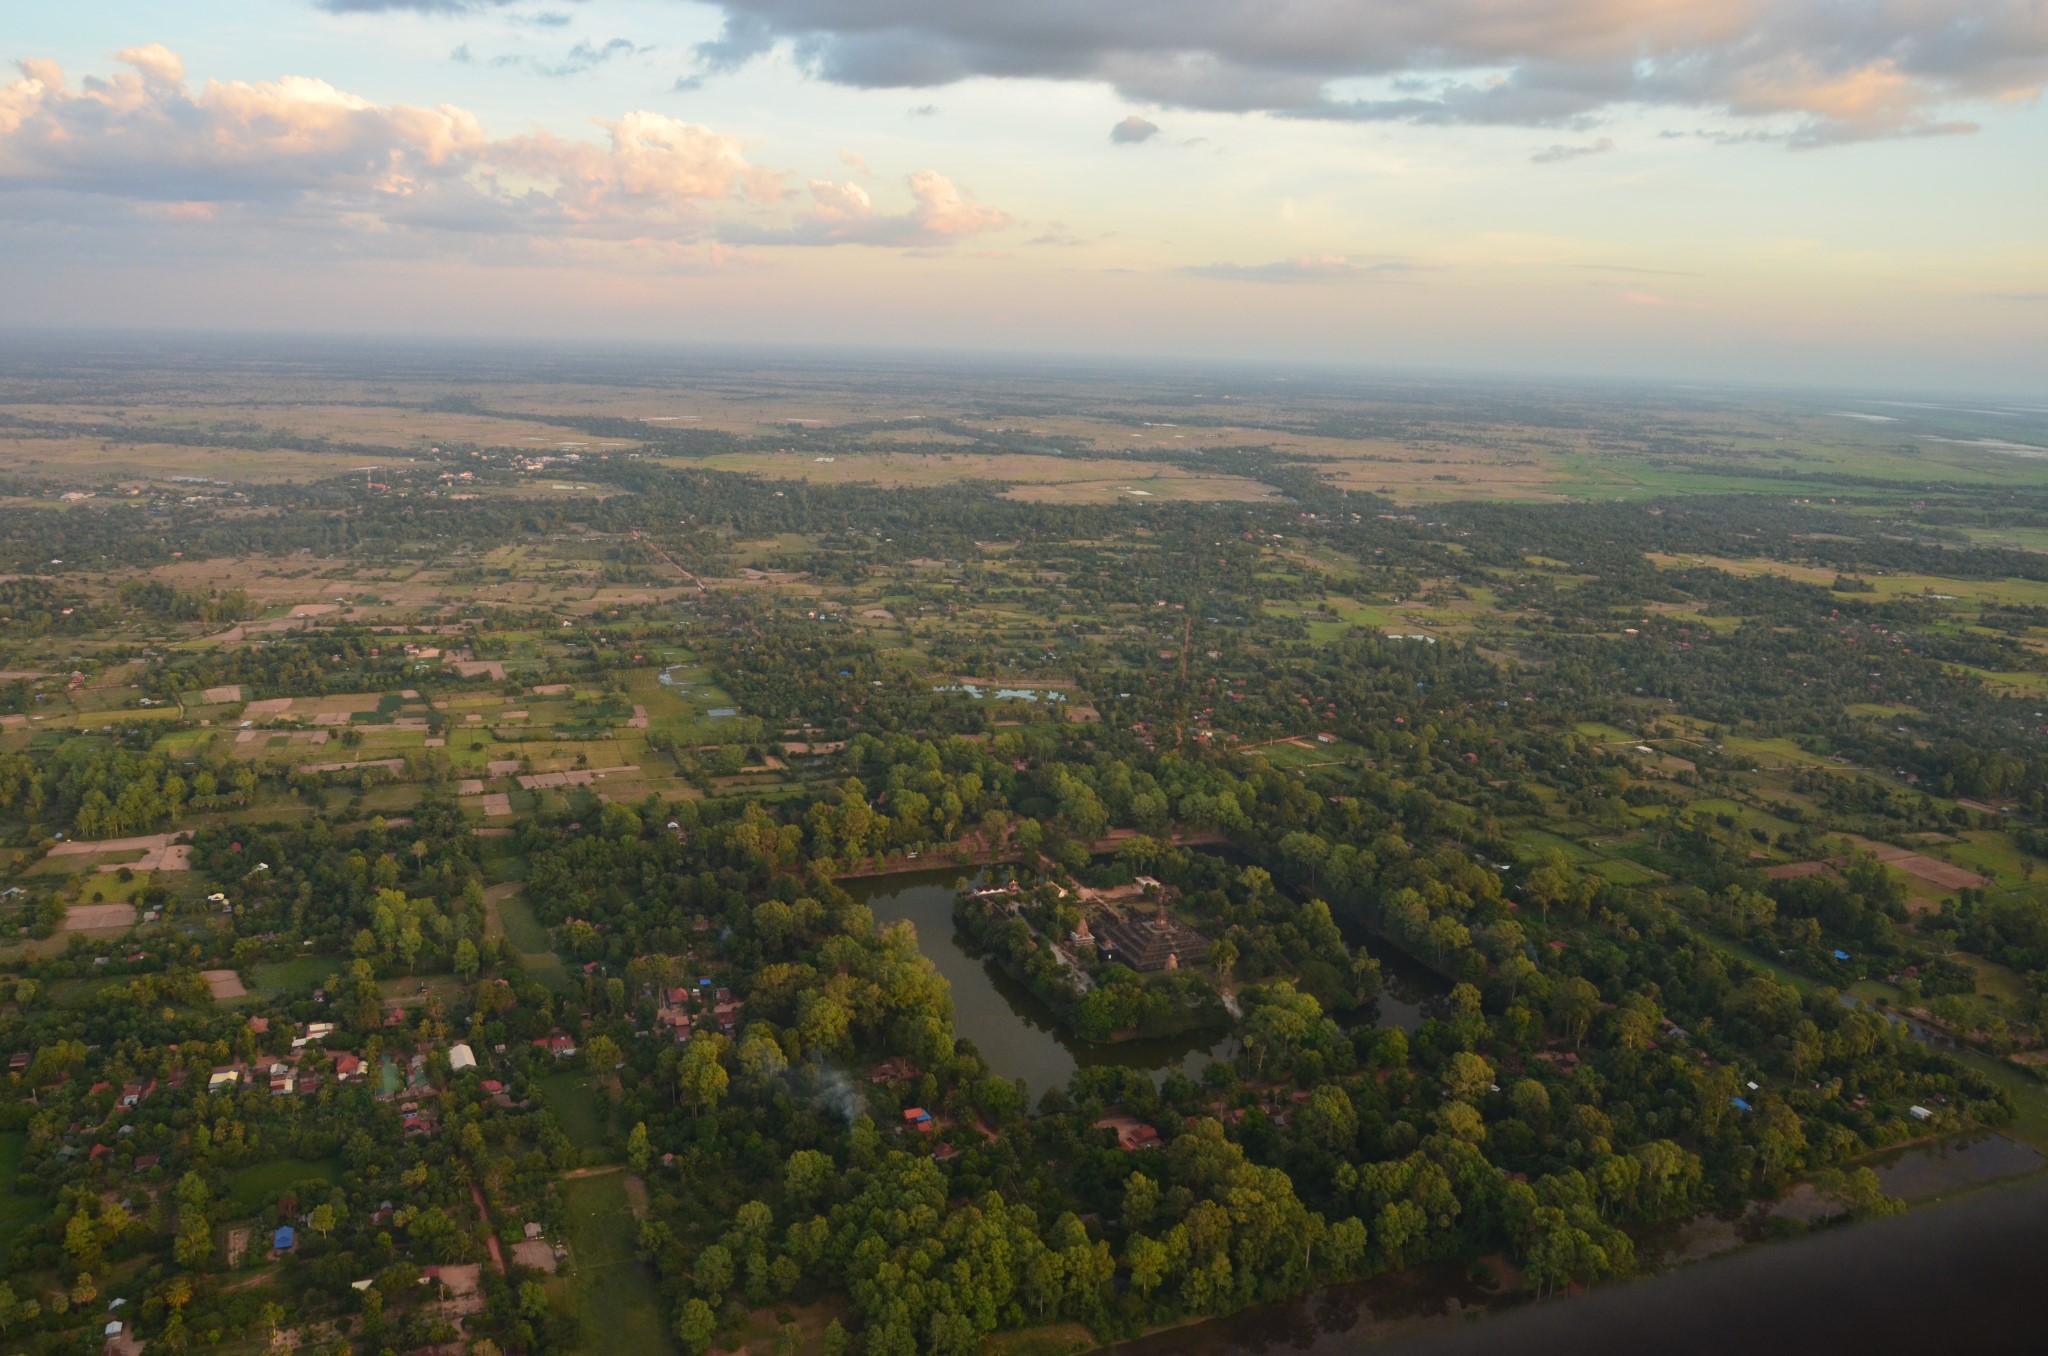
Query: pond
xmin=846 ymin=870 xmax=1236 ymax=1101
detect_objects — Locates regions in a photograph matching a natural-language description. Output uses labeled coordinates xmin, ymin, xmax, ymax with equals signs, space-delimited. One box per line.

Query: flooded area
xmin=1103 ymin=1171 xmax=2048 ymax=1356
xmin=1868 ymin=1130 xmax=2044 ymax=1200
xmin=932 ymin=683 xmax=1069 ymax=703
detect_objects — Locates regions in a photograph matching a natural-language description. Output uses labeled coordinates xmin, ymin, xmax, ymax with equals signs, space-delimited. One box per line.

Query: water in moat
xmin=845 ymin=870 xmax=1434 ymax=1103
xmin=847 ymin=870 xmax=1236 ymax=1101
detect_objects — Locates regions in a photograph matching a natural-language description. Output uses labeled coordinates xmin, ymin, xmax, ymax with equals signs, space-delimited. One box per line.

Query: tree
xmin=1440 ymin=1051 xmax=1495 ymax=1103
xmin=1123 ymin=1171 xmax=1159 ymax=1231
xmin=627 ymin=1122 xmax=652 ymax=1173
xmin=1125 ymin=1234 xmax=1168 ymax=1298
xmin=308 ymin=1204 xmax=336 ymax=1241
xmin=675 ymin=1302 xmax=716 ymax=1351
xmin=693 ymin=1243 xmax=734 ymax=1297
xmin=1324 ymin=1216 xmax=1370 ymax=1278
xmin=1210 ymin=937 xmax=1238 ymax=987
xmin=1551 ymin=976 xmax=1602 ymax=1048
xmin=585 ymin=1034 xmax=622 ymax=1078
xmin=64 ymin=1208 xmax=102 ymax=1270
xmin=1817 ymin=1167 xmax=1904 ymax=1220
xmin=678 ymin=1034 xmax=730 ymax=1114
xmin=783 ymin=1149 xmax=833 ymax=1210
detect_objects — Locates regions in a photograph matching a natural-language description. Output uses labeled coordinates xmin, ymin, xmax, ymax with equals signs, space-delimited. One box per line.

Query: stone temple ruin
xmin=1097 ymin=906 xmax=1210 ymax=972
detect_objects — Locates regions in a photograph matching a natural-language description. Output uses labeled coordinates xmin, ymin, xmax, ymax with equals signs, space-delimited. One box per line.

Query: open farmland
xmin=2 ymin=340 xmax=2046 ymax=1356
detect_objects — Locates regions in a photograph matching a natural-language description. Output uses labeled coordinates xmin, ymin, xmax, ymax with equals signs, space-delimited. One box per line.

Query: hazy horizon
xmin=3 ymin=326 xmax=2047 ymax=405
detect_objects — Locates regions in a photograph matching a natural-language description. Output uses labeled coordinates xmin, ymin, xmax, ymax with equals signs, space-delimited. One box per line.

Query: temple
xmin=1097 ymin=907 xmax=1210 ymax=972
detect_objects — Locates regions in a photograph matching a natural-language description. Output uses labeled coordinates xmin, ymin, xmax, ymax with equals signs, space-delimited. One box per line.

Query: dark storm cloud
xmin=677 ymin=1 xmax=2048 ymax=145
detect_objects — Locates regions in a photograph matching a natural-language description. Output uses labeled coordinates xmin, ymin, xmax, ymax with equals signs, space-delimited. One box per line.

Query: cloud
xmin=1575 ymin=263 xmax=1702 ymax=277
xmin=529 ymin=38 xmax=652 ymax=78
xmin=0 ymin=47 xmax=777 ymax=250
xmin=315 ymin=1 xmax=535 ymax=11
xmin=1110 ymin=114 xmax=1160 ymax=144
xmin=1028 ymin=222 xmax=1087 ymax=246
xmin=1531 ymin=135 xmax=1613 ymax=163
xmin=1184 ymin=254 xmax=1413 ymax=282
xmin=724 ymin=169 xmax=1011 ymax=247
xmin=680 ymin=1 xmax=2048 ymax=145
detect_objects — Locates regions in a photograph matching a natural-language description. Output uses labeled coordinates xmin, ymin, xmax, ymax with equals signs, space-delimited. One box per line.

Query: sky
xmin=2 ymin=1 xmax=2045 ymax=392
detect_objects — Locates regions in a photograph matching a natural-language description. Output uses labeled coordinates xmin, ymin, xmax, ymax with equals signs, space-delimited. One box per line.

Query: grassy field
xmin=539 ymin=1071 xmax=610 ymax=1151
xmin=559 ymin=1172 xmax=675 ymax=1356
xmin=252 ymin=955 xmax=335 ymax=996
xmin=226 ymin=1156 xmax=342 ymax=1213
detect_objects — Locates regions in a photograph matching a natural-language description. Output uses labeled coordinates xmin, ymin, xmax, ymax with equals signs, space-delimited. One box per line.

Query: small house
xmin=273 ymin=1225 xmax=296 ymax=1252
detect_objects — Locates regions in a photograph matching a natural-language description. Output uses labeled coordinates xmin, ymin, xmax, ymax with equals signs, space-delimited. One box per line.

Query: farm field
xmin=1 ymin=344 xmax=2045 ymax=1356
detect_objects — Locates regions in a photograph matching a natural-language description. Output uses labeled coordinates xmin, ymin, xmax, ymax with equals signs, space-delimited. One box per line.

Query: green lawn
xmin=252 ymin=955 xmax=336 ymax=996
xmin=1507 ymin=828 xmax=1600 ymax=865
xmin=494 ymin=889 xmax=552 ymax=956
xmin=226 ymin=1156 xmax=342 ymax=1213
xmin=1588 ymin=857 xmax=1662 ymax=886
xmin=539 ymin=1071 xmax=610 ymax=1151
xmin=560 ymin=1173 xmax=675 ymax=1356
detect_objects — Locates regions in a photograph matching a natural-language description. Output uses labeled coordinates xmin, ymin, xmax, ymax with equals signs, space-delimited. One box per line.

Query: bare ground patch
xmin=64 ymin=902 xmax=136 ymax=931
xmin=202 ymin=969 xmax=247 ymax=1000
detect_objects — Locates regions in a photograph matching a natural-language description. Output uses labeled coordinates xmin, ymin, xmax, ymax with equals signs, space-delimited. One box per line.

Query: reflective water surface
xmin=849 ymin=870 xmax=1237 ymax=1100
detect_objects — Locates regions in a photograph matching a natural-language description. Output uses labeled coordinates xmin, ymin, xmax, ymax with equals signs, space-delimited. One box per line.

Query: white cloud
xmin=724 ymin=169 xmax=1011 ymax=247
xmin=0 ymin=47 xmax=775 ymax=248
